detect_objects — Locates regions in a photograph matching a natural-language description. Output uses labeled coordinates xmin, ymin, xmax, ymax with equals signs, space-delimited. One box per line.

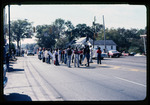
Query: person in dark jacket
xmin=55 ymin=49 xmax=59 ymax=66
xmin=85 ymin=45 xmax=90 ymax=67
xmin=74 ymin=47 xmax=80 ymax=67
xmin=67 ymin=46 xmax=72 ymax=68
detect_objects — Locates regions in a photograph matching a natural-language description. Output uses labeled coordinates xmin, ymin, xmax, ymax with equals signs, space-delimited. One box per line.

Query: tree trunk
xmin=17 ymin=40 xmax=20 ymax=56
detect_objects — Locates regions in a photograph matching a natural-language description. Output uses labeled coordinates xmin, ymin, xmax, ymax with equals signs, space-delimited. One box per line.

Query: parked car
xmin=27 ymin=50 xmax=34 ymax=56
xmin=129 ymin=52 xmax=136 ymax=56
xmin=122 ymin=51 xmax=129 ymax=56
xmin=3 ymin=63 xmax=8 ymax=88
xmin=92 ymin=48 xmax=107 ymax=60
xmin=108 ymin=50 xmax=121 ymax=58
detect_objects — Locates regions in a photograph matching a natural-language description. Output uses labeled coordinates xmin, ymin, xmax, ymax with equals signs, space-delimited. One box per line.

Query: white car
xmin=108 ymin=50 xmax=121 ymax=58
xmin=92 ymin=48 xmax=107 ymax=59
xmin=27 ymin=50 xmax=34 ymax=56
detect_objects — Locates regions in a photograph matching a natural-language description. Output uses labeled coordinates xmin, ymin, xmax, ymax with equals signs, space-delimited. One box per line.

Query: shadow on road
xmin=3 ymin=93 xmax=32 ymax=101
xmin=9 ymin=61 xmax=17 ymax=64
xmin=8 ymin=68 xmax=24 ymax=72
xmin=97 ymin=65 xmax=111 ymax=68
xmin=80 ymin=66 xmax=96 ymax=69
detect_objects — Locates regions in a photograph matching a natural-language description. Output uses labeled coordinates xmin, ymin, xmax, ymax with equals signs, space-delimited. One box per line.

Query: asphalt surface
xmin=4 ymin=55 xmax=147 ymax=101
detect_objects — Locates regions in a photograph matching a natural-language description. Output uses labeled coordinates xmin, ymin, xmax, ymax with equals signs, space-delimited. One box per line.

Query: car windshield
xmin=28 ymin=50 xmax=33 ymax=52
xmin=111 ymin=50 xmax=118 ymax=53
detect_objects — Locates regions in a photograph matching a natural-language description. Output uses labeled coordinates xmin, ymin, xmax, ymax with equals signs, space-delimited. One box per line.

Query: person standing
xmin=61 ymin=49 xmax=65 ymax=64
xmin=71 ymin=48 xmax=74 ymax=63
xmin=42 ymin=48 xmax=45 ymax=62
xmin=45 ymin=49 xmax=48 ymax=63
xmin=55 ymin=49 xmax=59 ymax=66
xmin=58 ymin=49 xmax=61 ymax=63
xmin=64 ymin=48 xmax=67 ymax=64
xmin=39 ymin=49 xmax=42 ymax=60
xmin=90 ymin=45 xmax=93 ymax=63
xmin=22 ymin=49 xmax=24 ymax=57
xmin=85 ymin=45 xmax=90 ymax=67
xmin=48 ymin=48 xmax=53 ymax=64
xmin=79 ymin=48 xmax=83 ymax=66
xmin=67 ymin=46 xmax=72 ymax=68
xmin=74 ymin=47 xmax=80 ymax=68
xmin=52 ymin=49 xmax=55 ymax=64
xmin=97 ymin=47 xmax=102 ymax=64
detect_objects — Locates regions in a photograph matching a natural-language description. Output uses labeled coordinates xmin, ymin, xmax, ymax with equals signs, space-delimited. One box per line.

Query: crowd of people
xmin=37 ymin=45 xmax=102 ymax=68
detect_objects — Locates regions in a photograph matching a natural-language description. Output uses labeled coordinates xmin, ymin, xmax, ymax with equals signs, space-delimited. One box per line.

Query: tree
xmin=74 ymin=24 xmax=94 ymax=39
xmin=96 ymin=27 xmax=146 ymax=53
xmin=53 ymin=18 xmax=65 ymax=39
xmin=55 ymin=37 xmax=68 ymax=49
xmin=10 ymin=19 xmax=33 ymax=55
xmin=65 ymin=20 xmax=75 ymax=30
xmin=35 ymin=25 xmax=56 ymax=48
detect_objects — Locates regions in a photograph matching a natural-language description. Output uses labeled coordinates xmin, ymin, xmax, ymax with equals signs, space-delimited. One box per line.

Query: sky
xmin=4 ymin=4 xmax=146 ymax=44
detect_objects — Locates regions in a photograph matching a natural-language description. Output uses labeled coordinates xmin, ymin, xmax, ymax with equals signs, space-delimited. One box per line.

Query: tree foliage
xmin=34 ymin=18 xmax=146 ymax=53
xmin=35 ymin=25 xmax=56 ymax=48
xmin=10 ymin=19 xmax=33 ymax=49
xmin=96 ymin=28 xmax=146 ymax=53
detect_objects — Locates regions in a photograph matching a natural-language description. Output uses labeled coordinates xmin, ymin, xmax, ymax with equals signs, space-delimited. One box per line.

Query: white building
xmin=72 ymin=37 xmax=117 ymax=52
xmin=89 ymin=38 xmax=117 ymax=52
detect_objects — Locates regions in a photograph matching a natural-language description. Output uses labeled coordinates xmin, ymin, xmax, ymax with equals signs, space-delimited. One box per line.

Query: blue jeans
xmin=55 ymin=55 xmax=59 ymax=65
xmin=74 ymin=54 xmax=79 ymax=67
xmin=64 ymin=54 xmax=67 ymax=64
xmin=86 ymin=54 xmax=90 ymax=66
xmin=97 ymin=54 xmax=101 ymax=64
xmin=68 ymin=55 xmax=71 ymax=67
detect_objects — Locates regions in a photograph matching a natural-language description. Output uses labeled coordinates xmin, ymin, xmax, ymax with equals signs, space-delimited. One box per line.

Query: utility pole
xmin=93 ymin=16 xmax=96 ymax=48
xmin=103 ymin=15 xmax=106 ymax=53
xmin=140 ymin=35 xmax=146 ymax=55
xmin=8 ymin=5 xmax=11 ymax=56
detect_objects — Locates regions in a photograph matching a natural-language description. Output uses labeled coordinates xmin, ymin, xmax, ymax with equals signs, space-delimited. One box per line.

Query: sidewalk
xmin=4 ymin=57 xmax=32 ymax=101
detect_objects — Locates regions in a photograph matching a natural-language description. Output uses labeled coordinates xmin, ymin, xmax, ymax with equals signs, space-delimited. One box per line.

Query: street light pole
xmin=93 ymin=16 xmax=96 ymax=48
xmin=143 ymin=36 xmax=146 ymax=55
xmin=140 ymin=35 xmax=146 ymax=55
xmin=8 ymin=5 xmax=11 ymax=56
xmin=103 ymin=15 xmax=106 ymax=53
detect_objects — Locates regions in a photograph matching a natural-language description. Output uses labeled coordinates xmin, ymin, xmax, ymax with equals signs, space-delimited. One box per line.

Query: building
xmin=69 ymin=37 xmax=117 ymax=52
xmin=89 ymin=38 xmax=117 ymax=52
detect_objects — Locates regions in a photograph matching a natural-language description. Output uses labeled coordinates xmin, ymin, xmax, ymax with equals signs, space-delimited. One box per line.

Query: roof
xmin=75 ymin=37 xmax=86 ymax=44
xmin=89 ymin=40 xmax=116 ymax=45
xmin=66 ymin=37 xmax=117 ymax=47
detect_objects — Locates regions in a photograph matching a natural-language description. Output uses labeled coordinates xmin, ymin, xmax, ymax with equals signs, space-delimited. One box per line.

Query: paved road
xmin=4 ymin=55 xmax=146 ymax=101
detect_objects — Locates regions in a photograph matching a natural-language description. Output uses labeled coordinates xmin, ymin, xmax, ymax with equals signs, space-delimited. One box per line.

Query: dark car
xmin=108 ymin=50 xmax=122 ymax=58
xmin=27 ymin=50 xmax=34 ymax=56
xmin=129 ymin=52 xmax=136 ymax=56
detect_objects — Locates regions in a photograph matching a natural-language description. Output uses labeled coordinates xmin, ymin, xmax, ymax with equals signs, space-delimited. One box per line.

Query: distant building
xmin=67 ymin=37 xmax=117 ymax=51
xmin=89 ymin=38 xmax=117 ymax=51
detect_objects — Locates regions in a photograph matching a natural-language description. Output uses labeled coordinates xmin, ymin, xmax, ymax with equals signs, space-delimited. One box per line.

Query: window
xmin=111 ymin=46 xmax=113 ymax=49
